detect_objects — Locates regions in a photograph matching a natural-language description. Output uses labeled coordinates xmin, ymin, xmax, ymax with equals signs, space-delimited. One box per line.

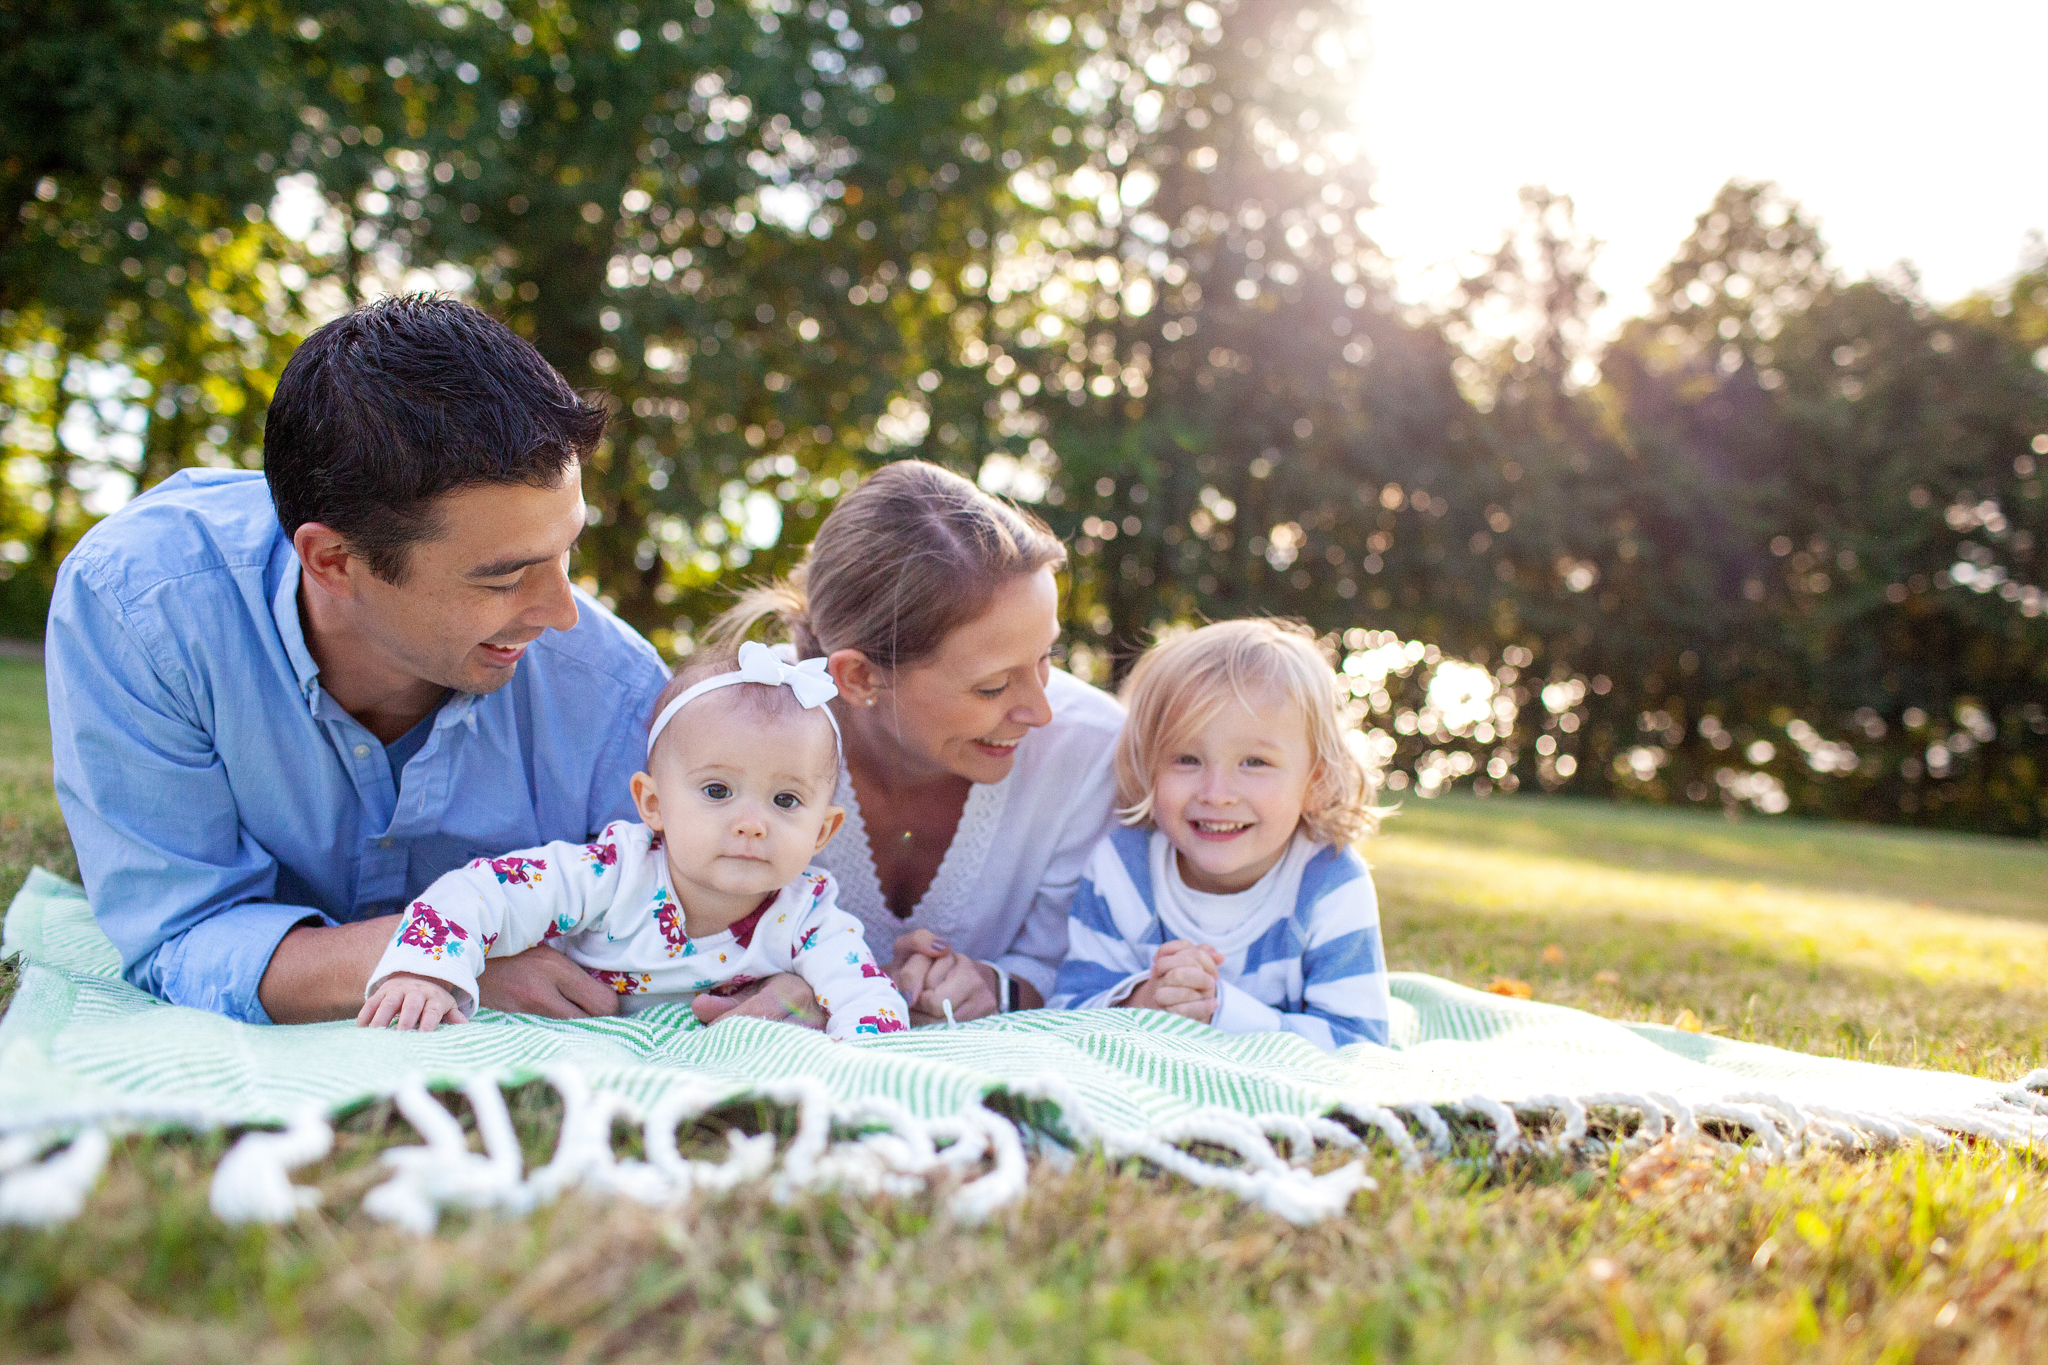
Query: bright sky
xmin=1355 ymin=1 xmax=2048 ymax=333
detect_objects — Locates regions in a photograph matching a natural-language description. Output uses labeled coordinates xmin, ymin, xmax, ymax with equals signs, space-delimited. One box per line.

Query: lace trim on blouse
xmin=830 ymin=762 xmax=1013 ymax=954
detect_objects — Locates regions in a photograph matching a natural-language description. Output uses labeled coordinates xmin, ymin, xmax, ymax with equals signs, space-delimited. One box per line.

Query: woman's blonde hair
xmin=1114 ymin=619 xmax=1382 ymax=846
xmin=707 ymin=459 xmax=1066 ymax=668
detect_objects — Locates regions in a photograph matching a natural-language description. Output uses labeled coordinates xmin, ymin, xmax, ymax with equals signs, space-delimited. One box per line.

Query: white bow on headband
xmin=647 ymin=640 xmax=842 ymax=759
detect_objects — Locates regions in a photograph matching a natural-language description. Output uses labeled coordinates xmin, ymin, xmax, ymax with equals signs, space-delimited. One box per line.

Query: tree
xmin=282 ymin=0 xmax=1091 ymax=650
xmin=0 ymin=0 xmax=316 ymax=630
xmin=1596 ymin=182 xmax=2048 ymax=831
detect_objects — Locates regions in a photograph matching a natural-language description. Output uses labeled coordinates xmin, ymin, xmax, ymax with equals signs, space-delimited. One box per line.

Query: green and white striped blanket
xmin=4 ymin=868 xmax=2045 ymax=1230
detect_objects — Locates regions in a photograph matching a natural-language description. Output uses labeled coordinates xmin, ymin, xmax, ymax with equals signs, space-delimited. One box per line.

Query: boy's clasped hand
xmin=1119 ymin=941 xmax=1228 ymax=1022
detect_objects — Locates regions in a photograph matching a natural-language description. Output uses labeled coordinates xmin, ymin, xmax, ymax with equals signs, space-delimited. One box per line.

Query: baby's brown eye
xmin=703 ymin=782 xmax=732 ymax=800
xmin=773 ymin=792 xmax=800 ymax=810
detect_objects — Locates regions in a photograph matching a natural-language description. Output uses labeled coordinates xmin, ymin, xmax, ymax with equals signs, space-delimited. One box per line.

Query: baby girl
xmin=1050 ymin=619 xmax=1391 ymax=1050
xmin=358 ymin=642 xmax=910 ymax=1040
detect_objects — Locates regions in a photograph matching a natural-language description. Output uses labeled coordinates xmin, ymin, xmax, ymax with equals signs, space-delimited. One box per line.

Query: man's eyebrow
xmin=469 ymin=526 xmax=585 ymax=580
xmin=467 ymin=552 xmax=558 ymax=579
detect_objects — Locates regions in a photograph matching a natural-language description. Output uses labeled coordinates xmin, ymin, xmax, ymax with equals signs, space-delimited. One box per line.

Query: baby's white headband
xmin=646 ymin=640 xmax=842 ymax=760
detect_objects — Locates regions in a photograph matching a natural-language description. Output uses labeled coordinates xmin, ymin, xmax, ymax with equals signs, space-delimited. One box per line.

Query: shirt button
xmin=353 ymin=744 xmax=370 ymax=758
xmin=379 ymin=838 xmax=394 ymax=849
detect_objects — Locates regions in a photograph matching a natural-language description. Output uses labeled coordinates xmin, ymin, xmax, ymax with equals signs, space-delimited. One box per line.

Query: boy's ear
xmin=813 ymin=804 xmax=846 ymax=853
xmin=1297 ymin=759 xmax=1328 ymax=823
xmin=629 ymin=770 xmax=663 ymax=831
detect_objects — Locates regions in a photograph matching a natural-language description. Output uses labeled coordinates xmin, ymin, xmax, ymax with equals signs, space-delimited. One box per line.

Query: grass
xmin=4 ymin=656 xmax=2048 ymax=1363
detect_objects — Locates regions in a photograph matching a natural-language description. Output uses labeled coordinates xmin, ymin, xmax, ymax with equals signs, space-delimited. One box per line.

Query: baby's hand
xmin=357 ymin=973 xmax=464 ymax=1032
xmin=1116 ymin=939 xmax=1225 ymax=1023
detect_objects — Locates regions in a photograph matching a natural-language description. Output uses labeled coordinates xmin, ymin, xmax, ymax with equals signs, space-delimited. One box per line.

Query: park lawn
xmin=4 ymin=654 xmax=2048 ymax=1364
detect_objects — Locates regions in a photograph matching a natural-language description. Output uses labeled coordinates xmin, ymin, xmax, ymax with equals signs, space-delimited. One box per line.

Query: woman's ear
xmin=630 ymin=770 xmax=663 ymax=831
xmin=825 ymin=649 xmax=884 ymax=707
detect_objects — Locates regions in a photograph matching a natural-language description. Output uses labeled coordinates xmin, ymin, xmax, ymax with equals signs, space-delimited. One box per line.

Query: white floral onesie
xmin=365 ymin=820 xmax=910 ymax=1040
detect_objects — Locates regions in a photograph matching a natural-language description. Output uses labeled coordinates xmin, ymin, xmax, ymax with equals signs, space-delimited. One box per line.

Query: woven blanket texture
xmin=4 ymin=868 xmax=2045 ymax=1230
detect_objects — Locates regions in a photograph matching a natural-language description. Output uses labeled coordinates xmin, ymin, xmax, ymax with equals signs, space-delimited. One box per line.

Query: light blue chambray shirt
xmin=45 ymin=469 xmax=669 ymax=1024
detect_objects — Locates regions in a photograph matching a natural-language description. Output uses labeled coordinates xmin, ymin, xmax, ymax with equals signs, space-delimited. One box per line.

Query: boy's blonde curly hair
xmin=1114 ymin=618 xmax=1383 ymax=847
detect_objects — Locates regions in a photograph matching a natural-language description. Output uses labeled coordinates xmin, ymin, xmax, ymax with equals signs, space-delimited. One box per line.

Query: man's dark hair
xmin=264 ymin=294 xmax=607 ymax=582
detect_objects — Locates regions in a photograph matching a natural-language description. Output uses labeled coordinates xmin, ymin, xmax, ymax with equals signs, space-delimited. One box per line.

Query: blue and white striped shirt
xmin=1051 ymin=825 xmax=1391 ymax=1051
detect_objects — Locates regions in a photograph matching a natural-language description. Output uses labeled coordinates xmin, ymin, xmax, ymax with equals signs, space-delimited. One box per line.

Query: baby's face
xmin=633 ymin=694 xmax=843 ymax=925
xmin=1150 ymin=688 xmax=1314 ymax=895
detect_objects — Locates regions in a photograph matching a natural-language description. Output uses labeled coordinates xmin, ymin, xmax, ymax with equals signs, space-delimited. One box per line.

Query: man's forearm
xmin=258 ymin=916 xmax=400 ymax=1023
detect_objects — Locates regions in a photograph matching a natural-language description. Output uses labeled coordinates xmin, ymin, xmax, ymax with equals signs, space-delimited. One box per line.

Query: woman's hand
xmin=1116 ymin=940 xmax=1223 ymax=1023
xmin=890 ymin=929 xmax=1001 ymax=1024
xmin=692 ymin=973 xmax=826 ymax=1031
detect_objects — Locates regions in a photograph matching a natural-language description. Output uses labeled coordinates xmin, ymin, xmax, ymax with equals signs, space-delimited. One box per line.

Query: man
xmin=46 ymin=295 xmax=668 ymax=1023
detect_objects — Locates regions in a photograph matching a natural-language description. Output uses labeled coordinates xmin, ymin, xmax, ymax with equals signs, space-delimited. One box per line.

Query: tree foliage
xmin=3 ymin=1 xmax=2043 ymax=833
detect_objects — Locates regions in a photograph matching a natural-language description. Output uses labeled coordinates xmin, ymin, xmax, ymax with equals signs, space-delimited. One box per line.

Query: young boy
xmin=1050 ymin=620 xmax=1391 ymax=1050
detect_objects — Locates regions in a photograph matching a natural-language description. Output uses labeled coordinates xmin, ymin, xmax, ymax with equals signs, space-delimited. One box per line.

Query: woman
xmin=693 ymin=460 xmax=1123 ymax=1026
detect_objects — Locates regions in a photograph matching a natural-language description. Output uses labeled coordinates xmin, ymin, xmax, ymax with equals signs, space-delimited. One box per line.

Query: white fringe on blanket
xmin=8 ymin=1071 xmax=2048 ymax=1234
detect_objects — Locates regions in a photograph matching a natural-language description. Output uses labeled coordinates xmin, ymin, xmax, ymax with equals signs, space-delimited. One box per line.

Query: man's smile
xmin=477 ymin=640 xmax=531 ymax=667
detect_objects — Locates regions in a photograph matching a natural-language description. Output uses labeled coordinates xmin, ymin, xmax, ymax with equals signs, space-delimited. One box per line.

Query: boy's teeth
xmin=1194 ymin=820 xmax=1250 ymax=832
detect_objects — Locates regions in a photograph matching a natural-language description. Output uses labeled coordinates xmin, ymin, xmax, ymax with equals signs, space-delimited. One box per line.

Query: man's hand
xmin=691 ymin=973 xmax=826 ymax=1030
xmin=476 ymin=944 xmax=621 ymax=1019
xmin=1116 ymin=939 xmax=1224 ymax=1023
xmin=358 ymin=973 xmax=463 ymax=1032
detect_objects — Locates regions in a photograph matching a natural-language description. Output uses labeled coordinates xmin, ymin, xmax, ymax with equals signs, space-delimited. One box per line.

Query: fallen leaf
xmin=1594 ymin=969 xmax=1621 ymax=986
xmin=1486 ymin=976 xmax=1534 ymax=999
xmin=1673 ymin=1008 xmax=1704 ymax=1032
xmin=1541 ymin=943 xmax=1566 ymax=965
xmin=1618 ymin=1137 xmax=1721 ymax=1200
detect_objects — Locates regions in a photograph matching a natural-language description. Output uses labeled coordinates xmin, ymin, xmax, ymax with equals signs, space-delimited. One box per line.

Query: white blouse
xmin=809 ymin=668 xmax=1125 ymax=998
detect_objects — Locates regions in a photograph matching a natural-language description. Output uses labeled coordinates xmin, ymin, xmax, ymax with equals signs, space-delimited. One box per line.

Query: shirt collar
xmin=271 ymin=556 xmax=323 ymax=705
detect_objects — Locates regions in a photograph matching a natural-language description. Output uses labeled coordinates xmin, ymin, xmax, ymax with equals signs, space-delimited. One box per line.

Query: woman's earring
xmin=865 ymin=697 xmax=877 ymax=707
